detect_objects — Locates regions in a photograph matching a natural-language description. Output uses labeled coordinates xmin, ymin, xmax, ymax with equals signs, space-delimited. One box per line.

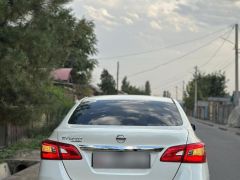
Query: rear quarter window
xmin=68 ymin=100 xmax=183 ymax=126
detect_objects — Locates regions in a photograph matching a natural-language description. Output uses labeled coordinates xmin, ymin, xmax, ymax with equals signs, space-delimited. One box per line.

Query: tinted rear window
xmin=68 ymin=100 xmax=182 ymax=126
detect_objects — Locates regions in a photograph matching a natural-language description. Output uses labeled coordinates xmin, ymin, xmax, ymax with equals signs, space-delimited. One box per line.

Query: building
xmin=197 ymin=101 xmax=209 ymax=120
xmin=51 ymin=68 xmax=102 ymax=97
xmin=196 ymin=97 xmax=234 ymax=125
xmin=51 ymin=68 xmax=73 ymax=83
xmin=233 ymin=91 xmax=240 ymax=105
xmin=208 ymin=97 xmax=233 ymax=124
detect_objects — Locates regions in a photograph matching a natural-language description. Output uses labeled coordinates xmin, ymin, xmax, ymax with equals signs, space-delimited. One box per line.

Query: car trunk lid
xmin=57 ymin=125 xmax=188 ymax=180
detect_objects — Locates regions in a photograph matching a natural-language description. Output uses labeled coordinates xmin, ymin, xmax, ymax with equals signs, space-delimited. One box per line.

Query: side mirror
xmin=191 ymin=124 xmax=196 ymax=131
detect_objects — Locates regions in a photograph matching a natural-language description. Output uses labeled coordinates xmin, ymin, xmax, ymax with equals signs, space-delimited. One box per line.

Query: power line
xmin=153 ymin=73 xmax=191 ymax=90
xmin=221 ymin=61 xmax=235 ymax=70
xmin=127 ymin=28 xmax=233 ymax=78
xmin=155 ymin=57 xmax=234 ymax=91
xmin=213 ymin=53 xmax=233 ymax=70
xmin=152 ymin=31 xmax=234 ymax=91
xmin=157 ymin=30 xmax=233 ymax=87
xmin=155 ymin=61 xmax=234 ymax=93
xmin=156 ymin=59 xmax=233 ymax=91
xmin=98 ymin=25 xmax=233 ymax=60
xmin=152 ymin=59 xmax=231 ymax=92
xmin=158 ymin=60 xmax=233 ymax=96
xmin=152 ymin=52 xmax=228 ymax=90
xmin=200 ymin=28 xmax=234 ymax=68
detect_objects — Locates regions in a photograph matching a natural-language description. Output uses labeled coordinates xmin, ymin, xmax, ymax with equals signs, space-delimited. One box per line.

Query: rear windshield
xmin=68 ymin=100 xmax=183 ymax=126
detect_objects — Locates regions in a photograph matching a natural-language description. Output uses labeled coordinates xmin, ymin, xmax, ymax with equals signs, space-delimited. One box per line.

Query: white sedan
xmin=39 ymin=95 xmax=209 ymax=180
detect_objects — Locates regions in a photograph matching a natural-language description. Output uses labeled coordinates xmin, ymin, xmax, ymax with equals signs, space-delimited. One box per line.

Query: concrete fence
xmin=187 ymin=97 xmax=235 ymax=125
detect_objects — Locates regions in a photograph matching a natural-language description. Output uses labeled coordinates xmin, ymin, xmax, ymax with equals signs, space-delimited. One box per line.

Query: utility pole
xmin=235 ymin=24 xmax=239 ymax=106
xmin=175 ymin=86 xmax=178 ymax=100
xmin=182 ymin=81 xmax=185 ymax=100
xmin=194 ymin=66 xmax=198 ymax=118
xmin=116 ymin=61 xmax=119 ymax=93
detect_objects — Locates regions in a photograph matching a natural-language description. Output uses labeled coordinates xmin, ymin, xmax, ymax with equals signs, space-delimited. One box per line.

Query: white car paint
xmin=38 ymin=95 xmax=209 ymax=180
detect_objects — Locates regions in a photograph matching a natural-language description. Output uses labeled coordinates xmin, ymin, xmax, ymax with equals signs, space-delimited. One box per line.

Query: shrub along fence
xmin=0 ymin=86 xmax=75 ymax=148
xmin=0 ymin=109 xmax=70 ymax=148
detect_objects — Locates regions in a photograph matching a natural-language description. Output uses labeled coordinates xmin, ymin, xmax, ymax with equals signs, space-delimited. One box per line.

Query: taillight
xmin=160 ymin=144 xmax=186 ymax=162
xmin=41 ymin=140 xmax=82 ymax=160
xmin=160 ymin=143 xmax=206 ymax=163
xmin=183 ymin=143 xmax=206 ymax=163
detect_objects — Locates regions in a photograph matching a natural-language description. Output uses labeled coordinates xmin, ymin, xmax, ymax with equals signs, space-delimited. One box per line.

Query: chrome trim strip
xmin=79 ymin=145 xmax=163 ymax=152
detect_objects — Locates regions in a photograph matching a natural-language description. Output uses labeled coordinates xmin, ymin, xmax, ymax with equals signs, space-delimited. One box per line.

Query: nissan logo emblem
xmin=116 ymin=135 xmax=126 ymax=143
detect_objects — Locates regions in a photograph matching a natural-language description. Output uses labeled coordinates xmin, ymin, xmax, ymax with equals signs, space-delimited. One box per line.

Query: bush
xmin=26 ymin=85 xmax=74 ymax=138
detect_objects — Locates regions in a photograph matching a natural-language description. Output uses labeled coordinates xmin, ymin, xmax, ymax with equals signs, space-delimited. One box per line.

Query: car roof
xmin=83 ymin=95 xmax=174 ymax=103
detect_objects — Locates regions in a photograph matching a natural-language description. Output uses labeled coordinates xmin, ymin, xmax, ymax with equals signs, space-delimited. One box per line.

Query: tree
xmin=163 ymin=90 xmax=171 ymax=98
xmin=145 ymin=81 xmax=151 ymax=95
xmin=65 ymin=19 xmax=97 ymax=85
xmin=184 ymin=71 xmax=228 ymax=110
xmin=121 ymin=77 xmax=130 ymax=93
xmin=121 ymin=76 xmax=146 ymax=95
xmin=98 ymin=69 xmax=117 ymax=95
xmin=0 ymin=0 xmax=97 ymax=124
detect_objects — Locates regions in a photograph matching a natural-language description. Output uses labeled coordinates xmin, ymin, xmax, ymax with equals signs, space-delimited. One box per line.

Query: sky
xmin=69 ymin=0 xmax=240 ymax=98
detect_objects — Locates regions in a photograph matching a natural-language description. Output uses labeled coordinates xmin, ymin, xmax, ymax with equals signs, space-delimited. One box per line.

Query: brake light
xmin=41 ymin=140 xmax=82 ymax=160
xmin=183 ymin=143 xmax=206 ymax=163
xmin=160 ymin=145 xmax=186 ymax=162
xmin=160 ymin=143 xmax=206 ymax=163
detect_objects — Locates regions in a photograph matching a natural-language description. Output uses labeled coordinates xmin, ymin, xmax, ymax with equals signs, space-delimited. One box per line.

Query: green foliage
xmin=45 ymin=86 xmax=74 ymax=119
xmin=25 ymin=85 xmax=74 ymax=137
xmin=0 ymin=0 xmax=96 ymax=125
xmin=145 ymin=81 xmax=151 ymax=95
xmin=121 ymin=76 xmax=149 ymax=95
xmin=0 ymin=135 xmax=47 ymax=163
xmin=65 ymin=19 xmax=98 ymax=84
xmin=163 ymin=90 xmax=171 ymax=98
xmin=121 ymin=77 xmax=130 ymax=93
xmin=74 ymin=84 xmax=94 ymax=99
xmin=98 ymin=69 xmax=117 ymax=95
xmin=184 ymin=71 xmax=228 ymax=110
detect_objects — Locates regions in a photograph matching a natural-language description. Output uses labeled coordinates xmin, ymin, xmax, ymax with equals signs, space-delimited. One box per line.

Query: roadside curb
xmin=218 ymin=127 xmax=228 ymax=131
xmin=200 ymin=121 xmax=214 ymax=127
xmin=236 ymin=132 xmax=240 ymax=136
xmin=190 ymin=117 xmax=240 ymax=136
xmin=1 ymin=150 xmax=40 ymax=180
xmin=3 ymin=163 xmax=39 ymax=180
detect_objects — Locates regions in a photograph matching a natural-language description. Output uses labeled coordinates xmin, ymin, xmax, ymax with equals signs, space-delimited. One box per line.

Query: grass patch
xmin=0 ymin=135 xmax=47 ymax=163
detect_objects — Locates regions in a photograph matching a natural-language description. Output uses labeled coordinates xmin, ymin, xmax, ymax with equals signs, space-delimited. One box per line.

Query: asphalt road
xmin=191 ymin=120 xmax=240 ymax=180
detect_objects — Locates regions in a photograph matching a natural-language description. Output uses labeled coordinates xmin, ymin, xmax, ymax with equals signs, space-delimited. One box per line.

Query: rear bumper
xmin=38 ymin=161 xmax=71 ymax=180
xmin=173 ymin=163 xmax=209 ymax=180
xmin=38 ymin=160 xmax=209 ymax=180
